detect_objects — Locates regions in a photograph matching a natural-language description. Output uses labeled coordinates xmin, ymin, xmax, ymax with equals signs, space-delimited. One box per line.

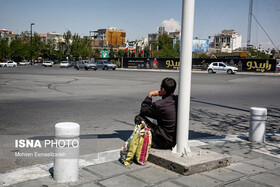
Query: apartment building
xmin=148 ymin=27 xmax=180 ymax=44
xmin=212 ymin=30 xmax=242 ymax=53
xmin=92 ymin=27 xmax=126 ymax=48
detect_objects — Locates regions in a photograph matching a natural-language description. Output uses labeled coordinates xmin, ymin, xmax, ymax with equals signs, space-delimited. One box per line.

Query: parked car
xmin=75 ymin=60 xmax=97 ymax=70
xmin=60 ymin=61 xmax=70 ymax=68
xmin=69 ymin=61 xmax=75 ymax=67
xmin=74 ymin=60 xmax=86 ymax=70
xmin=207 ymin=62 xmax=238 ymax=74
xmin=96 ymin=60 xmax=116 ymax=70
xmin=85 ymin=62 xmax=97 ymax=71
xmin=42 ymin=61 xmax=54 ymax=67
xmin=0 ymin=60 xmax=17 ymax=67
xmin=19 ymin=60 xmax=30 ymax=66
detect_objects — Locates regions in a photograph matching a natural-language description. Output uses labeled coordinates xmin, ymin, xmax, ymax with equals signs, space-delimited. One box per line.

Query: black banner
xmin=122 ymin=58 xmax=276 ymax=72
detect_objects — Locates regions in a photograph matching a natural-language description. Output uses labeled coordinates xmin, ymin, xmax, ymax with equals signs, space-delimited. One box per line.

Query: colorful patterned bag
xmin=135 ymin=127 xmax=152 ymax=166
xmin=119 ymin=123 xmax=152 ymax=166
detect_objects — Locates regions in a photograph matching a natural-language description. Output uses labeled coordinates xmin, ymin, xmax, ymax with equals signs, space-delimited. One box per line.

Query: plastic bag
xmin=134 ymin=127 xmax=152 ymax=166
xmin=119 ymin=123 xmax=152 ymax=166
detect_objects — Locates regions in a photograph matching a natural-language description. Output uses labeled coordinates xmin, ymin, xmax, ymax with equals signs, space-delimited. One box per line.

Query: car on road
xmin=207 ymin=62 xmax=238 ymax=74
xmin=75 ymin=60 xmax=86 ymax=70
xmin=0 ymin=60 xmax=17 ymax=67
xmin=85 ymin=62 xmax=97 ymax=71
xmin=42 ymin=61 xmax=54 ymax=67
xmin=75 ymin=60 xmax=97 ymax=70
xmin=69 ymin=61 xmax=75 ymax=67
xmin=60 ymin=61 xmax=70 ymax=68
xmin=96 ymin=60 xmax=116 ymax=70
xmin=19 ymin=60 xmax=30 ymax=66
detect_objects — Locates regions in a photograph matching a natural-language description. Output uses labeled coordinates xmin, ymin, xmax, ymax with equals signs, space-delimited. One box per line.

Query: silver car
xmin=85 ymin=62 xmax=97 ymax=71
xmin=75 ymin=60 xmax=97 ymax=71
xmin=96 ymin=60 xmax=116 ymax=70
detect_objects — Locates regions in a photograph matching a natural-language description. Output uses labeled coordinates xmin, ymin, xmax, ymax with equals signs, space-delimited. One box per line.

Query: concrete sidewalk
xmin=0 ymin=132 xmax=279 ymax=187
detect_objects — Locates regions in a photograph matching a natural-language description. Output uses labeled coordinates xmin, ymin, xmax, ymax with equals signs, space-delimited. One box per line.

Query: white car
xmin=19 ymin=61 xmax=30 ymax=66
xmin=60 ymin=61 xmax=70 ymax=68
xmin=42 ymin=61 xmax=54 ymax=67
xmin=0 ymin=61 xmax=17 ymax=67
xmin=207 ymin=62 xmax=238 ymax=74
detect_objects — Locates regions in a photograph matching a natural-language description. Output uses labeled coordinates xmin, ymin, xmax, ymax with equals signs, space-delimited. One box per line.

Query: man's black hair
xmin=161 ymin=77 xmax=176 ymax=95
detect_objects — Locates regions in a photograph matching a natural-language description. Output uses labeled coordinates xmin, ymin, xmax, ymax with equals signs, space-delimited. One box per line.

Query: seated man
xmin=135 ymin=77 xmax=178 ymax=149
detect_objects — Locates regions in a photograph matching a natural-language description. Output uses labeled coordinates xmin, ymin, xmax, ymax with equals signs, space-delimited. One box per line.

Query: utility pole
xmin=30 ymin=23 xmax=35 ymax=65
xmin=247 ymin=0 xmax=253 ymax=48
xmin=174 ymin=0 xmax=195 ymax=155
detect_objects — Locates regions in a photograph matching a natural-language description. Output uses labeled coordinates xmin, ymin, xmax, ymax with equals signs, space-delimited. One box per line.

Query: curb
xmin=117 ymin=68 xmax=280 ymax=76
xmin=0 ymin=149 xmax=120 ymax=186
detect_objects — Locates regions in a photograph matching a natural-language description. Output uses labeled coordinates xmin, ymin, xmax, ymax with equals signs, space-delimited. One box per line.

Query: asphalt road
xmin=0 ymin=65 xmax=279 ymax=172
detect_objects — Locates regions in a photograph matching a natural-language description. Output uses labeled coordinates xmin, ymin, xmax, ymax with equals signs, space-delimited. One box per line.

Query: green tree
xmin=71 ymin=34 xmax=92 ymax=59
xmin=31 ymin=33 xmax=44 ymax=59
xmin=109 ymin=47 xmax=116 ymax=58
xmin=41 ymin=39 xmax=56 ymax=60
xmin=92 ymin=48 xmax=101 ymax=58
xmin=157 ymin=33 xmax=179 ymax=58
xmin=0 ymin=39 xmax=9 ymax=60
xmin=116 ymin=49 xmax=125 ymax=58
xmin=9 ymin=39 xmax=28 ymax=61
xmin=63 ymin=30 xmax=72 ymax=54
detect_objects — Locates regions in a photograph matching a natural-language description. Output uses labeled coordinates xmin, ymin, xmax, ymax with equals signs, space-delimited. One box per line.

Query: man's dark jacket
xmin=140 ymin=94 xmax=178 ymax=149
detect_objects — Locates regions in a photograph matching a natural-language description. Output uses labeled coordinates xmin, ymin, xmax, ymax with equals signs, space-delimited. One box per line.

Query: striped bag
xmin=119 ymin=123 xmax=152 ymax=166
xmin=134 ymin=127 xmax=152 ymax=166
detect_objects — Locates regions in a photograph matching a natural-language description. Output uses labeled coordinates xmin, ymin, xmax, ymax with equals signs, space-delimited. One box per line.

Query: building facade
xmin=148 ymin=27 xmax=180 ymax=44
xmin=92 ymin=27 xmax=126 ymax=48
xmin=0 ymin=29 xmax=16 ymax=44
xmin=213 ymin=30 xmax=242 ymax=53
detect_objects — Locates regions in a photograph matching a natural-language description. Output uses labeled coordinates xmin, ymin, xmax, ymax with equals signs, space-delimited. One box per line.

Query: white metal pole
xmin=175 ymin=0 xmax=195 ymax=155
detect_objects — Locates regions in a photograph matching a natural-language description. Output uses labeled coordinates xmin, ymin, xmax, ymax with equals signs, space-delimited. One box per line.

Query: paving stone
xmin=227 ymin=153 xmax=248 ymax=163
xmin=248 ymin=173 xmax=280 ymax=187
xmin=129 ymin=167 xmax=178 ymax=185
xmin=202 ymin=168 xmax=244 ymax=182
xmin=227 ymin=162 xmax=266 ymax=175
xmin=11 ymin=176 xmax=64 ymax=187
xmin=214 ymin=142 xmax=251 ymax=152
xmin=71 ymin=181 xmax=100 ymax=187
xmin=99 ymin=174 xmax=146 ymax=187
xmin=270 ymin=167 xmax=280 ymax=176
xmin=244 ymin=157 xmax=280 ymax=170
xmin=153 ymin=181 xmax=184 ymax=187
xmin=67 ymin=169 xmax=100 ymax=186
xmin=230 ymin=149 xmax=266 ymax=159
xmin=85 ymin=161 xmax=130 ymax=179
xmin=224 ymin=178 xmax=265 ymax=187
xmin=174 ymin=174 xmax=222 ymax=187
xmin=125 ymin=161 xmax=151 ymax=171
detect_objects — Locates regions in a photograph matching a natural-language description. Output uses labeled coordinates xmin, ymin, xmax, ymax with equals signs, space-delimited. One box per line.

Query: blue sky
xmin=1 ymin=0 xmax=279 ymax=49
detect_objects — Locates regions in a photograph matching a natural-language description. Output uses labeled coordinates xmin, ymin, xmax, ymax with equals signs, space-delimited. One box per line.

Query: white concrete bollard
xmin=54 ymin=122 xmax=80 ymax=183
xmin=249 ymin=107 xmax=267 ymax=143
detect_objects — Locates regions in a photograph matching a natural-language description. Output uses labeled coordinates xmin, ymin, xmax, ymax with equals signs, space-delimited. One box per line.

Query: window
xmin=213 ymin=63 xmax=218 ymax=66
xmin=215 ymin=38 xmax=219 ymax=43
xmin=227 ymin=37 xmax=230 ymax=43
xmin=219 ymin=63 xmax=226 ymax=67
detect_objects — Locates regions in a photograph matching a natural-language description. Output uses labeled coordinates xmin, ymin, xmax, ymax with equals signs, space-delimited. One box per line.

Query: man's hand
xmin=148 ymin=90 xmax=160 ymax=97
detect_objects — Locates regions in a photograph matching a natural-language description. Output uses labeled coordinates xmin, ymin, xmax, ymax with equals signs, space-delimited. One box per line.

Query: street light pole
xmin=30 ymin=23 xmax=35 ymax=65
xmin=174 ymin=0 xmax=195 ymax=155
